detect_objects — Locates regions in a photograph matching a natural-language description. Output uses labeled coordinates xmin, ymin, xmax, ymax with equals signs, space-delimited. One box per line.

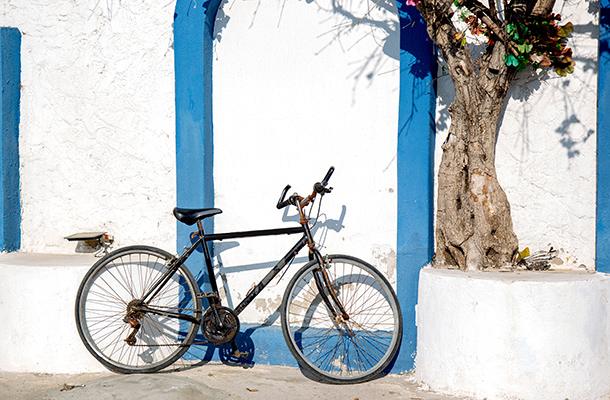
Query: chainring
xmin=201 ymin=306 xmax=240 ymax=345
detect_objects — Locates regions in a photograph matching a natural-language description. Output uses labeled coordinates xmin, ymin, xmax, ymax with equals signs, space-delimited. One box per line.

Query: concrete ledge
xmin=415 ymin=267 xmax=610 ymax=400
xmin=0 ymin=253 xmax=297 ymax=373
xmin=0 ymin=253 xmax=106 ymax=373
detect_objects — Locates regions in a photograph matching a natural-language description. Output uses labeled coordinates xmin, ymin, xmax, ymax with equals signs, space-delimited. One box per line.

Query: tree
xmin=411 ymin=0 xmax=574 ymax=270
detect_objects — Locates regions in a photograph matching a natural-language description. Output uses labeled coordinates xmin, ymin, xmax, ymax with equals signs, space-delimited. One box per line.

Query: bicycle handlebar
xmin=321 ymin=166 xmax=334 ymax=187
xmin=276 ymin=166 xmax=334 ymax=210
xmin=276 ymin=184 xmax=293 ymax=209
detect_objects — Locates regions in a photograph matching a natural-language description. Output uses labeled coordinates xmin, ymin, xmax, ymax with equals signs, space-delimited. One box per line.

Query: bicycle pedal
xmin=233 ymin=350 xmax=249 ymax=359
xmin=200 ymin=292 xmax=220 ymax=299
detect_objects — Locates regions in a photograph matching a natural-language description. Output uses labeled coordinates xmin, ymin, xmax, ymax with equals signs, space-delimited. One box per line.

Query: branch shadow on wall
xmin=435 ymin=17 xmax=597 ymax=161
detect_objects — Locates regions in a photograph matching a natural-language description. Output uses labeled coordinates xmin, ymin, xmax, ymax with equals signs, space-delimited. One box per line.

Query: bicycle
xmin=75 ymin=167 xmax=402 ymax=384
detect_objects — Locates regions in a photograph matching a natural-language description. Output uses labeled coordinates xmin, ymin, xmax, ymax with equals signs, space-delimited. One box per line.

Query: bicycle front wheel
xmin=75 ymin=246 xmax=202 ymax=373
xmin=281 ymin=255 xmax=402 ymax=384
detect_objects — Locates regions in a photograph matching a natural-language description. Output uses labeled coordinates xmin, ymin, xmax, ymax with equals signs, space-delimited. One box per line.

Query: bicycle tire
xmin=75 ymin=245 xmax=202 ymax=373
xmin=280 ymin=254 xmax=402 ymax=384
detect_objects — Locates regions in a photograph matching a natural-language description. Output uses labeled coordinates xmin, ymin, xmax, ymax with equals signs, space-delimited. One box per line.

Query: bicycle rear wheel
xmin=280 ymin=255 xmax=402 ymax=384
xmin=75 ymin=246 xmax=202 ymax=373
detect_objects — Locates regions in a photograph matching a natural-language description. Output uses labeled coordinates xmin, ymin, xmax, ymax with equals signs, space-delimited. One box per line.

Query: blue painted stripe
xmin=599 ymin=1 xmax=610 ymax=273
xmin=174 ymin=0 xmax=221 ymax=289
xmin=394 ymin=4 xmax=436 ymax=371
xmin=0 ymin=27 xmax=21 ymax=252
xmin=173 ymin=0 xmax=436 ymax=372
xmin=183 ymin=324 xmax=299 ymax=368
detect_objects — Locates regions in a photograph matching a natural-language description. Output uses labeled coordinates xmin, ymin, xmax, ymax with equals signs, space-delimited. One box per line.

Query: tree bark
xmin=416 ymin=0 xmax=522 ymax=270
xmin=435 ymin=83 xmax=518 ymax=271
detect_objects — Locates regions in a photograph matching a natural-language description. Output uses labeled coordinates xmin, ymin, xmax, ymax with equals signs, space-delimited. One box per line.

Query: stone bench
xmin=416 ymin=267 xmax=610 ymax=400
xmin=0 ymin=253 xmax=106 ymax=373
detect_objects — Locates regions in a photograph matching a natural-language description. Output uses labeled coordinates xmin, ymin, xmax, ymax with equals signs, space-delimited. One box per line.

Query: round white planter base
xmin=0 ymin=253 xmax=106 ymax=373
xmin=416 ymin=267 xmax=610 ymax=400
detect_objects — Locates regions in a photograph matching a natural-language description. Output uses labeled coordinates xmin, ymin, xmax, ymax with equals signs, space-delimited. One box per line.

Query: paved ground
xmin=0 ymin=362 xmax=472 ymax=400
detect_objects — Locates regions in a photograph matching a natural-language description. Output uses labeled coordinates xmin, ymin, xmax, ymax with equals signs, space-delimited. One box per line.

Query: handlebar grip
xmin=277 ymin=184 xmax=292 ymax=209
xmin=321 ymin=166 xmax=335 ymax=187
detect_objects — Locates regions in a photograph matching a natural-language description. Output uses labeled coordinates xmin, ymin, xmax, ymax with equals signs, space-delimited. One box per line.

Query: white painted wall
xmin=0 ymin=0 xmax=177 ymax=253
xmin=434 ymin=0 xmax=598 ymax=269
xmin=0 ymin=0 xmax=596 ymax=270
xmin=212 ymin=0 xmax=400 ymax=323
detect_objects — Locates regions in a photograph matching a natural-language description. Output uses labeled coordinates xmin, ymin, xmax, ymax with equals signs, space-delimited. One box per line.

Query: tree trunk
xmin=435 ymin=86 xmax=518 ymax=270
xmin=415 ymin=0 xmax=520 ymax=270
xmin=413 ymin=0 xmax=562 ymax=270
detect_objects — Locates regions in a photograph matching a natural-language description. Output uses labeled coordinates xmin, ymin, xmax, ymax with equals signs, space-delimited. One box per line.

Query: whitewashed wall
xmin=0 ymin=0 xmax=177 ymax=253
xmin=434 ymin=0 xmax=598 ymax=270
xmin=212 ymin=0 xmax=400 ymax=323
xmin=0 ymin=0 xmax=598 ymax=273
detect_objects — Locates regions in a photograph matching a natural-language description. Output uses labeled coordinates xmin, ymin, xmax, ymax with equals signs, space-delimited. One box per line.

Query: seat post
xmin=196 ymin=218 xmax=220 ymax=298
xmin=196 ymin=220 xmax=206 ymax=236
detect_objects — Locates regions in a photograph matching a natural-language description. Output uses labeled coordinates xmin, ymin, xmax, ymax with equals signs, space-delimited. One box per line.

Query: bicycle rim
xmin=281 ymin=255 xmax=402 ymax=384
xmin=75 ymin=246 xmax=201 ymax=373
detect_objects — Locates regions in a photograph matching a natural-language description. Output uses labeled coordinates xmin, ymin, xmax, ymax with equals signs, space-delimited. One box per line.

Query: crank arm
xmin=124 ymin=324 xmax=140 ymax=346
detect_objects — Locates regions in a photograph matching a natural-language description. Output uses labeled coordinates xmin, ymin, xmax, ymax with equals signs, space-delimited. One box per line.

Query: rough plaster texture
xmin=0 ymin=253 xmax=106 ymax=373
xmin=434 ymin=0 xmax=598 ymax=269
xmin=0 ymin=0 xmax=177 ymax=253
xmin=211 ymin=0 xmax=400 ymax=323
xmin=0 ymin=0 xmax=597 ymax=266
xmin=416 ymin=267 xmax=610 ymax=400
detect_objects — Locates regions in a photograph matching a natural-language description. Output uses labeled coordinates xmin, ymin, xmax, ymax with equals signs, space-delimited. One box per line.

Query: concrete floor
xmin=0 ymin=362 xmax=473 ymax=400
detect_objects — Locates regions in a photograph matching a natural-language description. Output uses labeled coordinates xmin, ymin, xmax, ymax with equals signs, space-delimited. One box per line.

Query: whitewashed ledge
xmin=0 ymin=253 xmax=107 ymax=373
xmin=416 ymin=267 xmax=610 ymax=400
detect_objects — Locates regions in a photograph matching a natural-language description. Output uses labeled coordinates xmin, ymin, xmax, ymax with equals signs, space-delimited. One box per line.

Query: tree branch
xmin=464 ymin=0 xmax=518 ymax=56
xmin=488 ymin=0 xmax=498 ymax=25
xmin=531 ymin=0 xmax=556 ymax=16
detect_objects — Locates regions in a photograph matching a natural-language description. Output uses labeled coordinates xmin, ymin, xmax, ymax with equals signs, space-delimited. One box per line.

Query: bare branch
xmin=488 ymin=0 xmax=498 ymax=25
xmin=464 ymin=0 xmax=519 ymax=56
xmin=531 ymin=0 xmax=556 ymax=16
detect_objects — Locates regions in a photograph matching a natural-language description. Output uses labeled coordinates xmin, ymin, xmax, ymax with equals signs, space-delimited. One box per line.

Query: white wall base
xmin=416 ymin=267 xmax=610 ymax=400
xmin=0 ymin=253 xmax=106 ymax=373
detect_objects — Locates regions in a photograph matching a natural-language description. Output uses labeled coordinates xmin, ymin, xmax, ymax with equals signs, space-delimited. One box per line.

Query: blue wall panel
xmin=599 ymin=0 xmax=610 ymax=273
xmin=394 ymin=4 xmax=436 ymax=371
xmin=174 ymin=0 xmax=221 ymax=292
xmin=0 ymin=27 xmax=21 ymax=252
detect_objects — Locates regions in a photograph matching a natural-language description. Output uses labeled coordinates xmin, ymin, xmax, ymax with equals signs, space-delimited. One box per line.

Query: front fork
xmin=297 ymin=198 xmax=350 ymax=323
xmin=309 ymin=248 xmax=350 ymax=323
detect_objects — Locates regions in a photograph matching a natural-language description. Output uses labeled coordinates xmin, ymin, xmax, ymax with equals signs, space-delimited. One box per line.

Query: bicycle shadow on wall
xmin=206 ymin=204 xmax=347 ymax=310
xmin=182 ymin=205 xmax=347 ymax=368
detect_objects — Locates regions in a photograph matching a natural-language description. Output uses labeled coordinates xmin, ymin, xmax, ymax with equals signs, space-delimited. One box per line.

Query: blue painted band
xmin=598 ymin=2 xmax=610 ymax=273
xmin=182 ymin=323 xmax=298 ymax=368
xmin=174 ymin=0 xmax=220 ymax=289
xmin=0 ymin=27 xmax=21 ymax=252
xmin=394 ymin=4 xmax=436 ymax=371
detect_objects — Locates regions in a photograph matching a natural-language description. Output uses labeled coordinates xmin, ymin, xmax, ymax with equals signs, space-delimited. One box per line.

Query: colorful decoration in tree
xmin=454 ymin=3 xmax=574 ymax=75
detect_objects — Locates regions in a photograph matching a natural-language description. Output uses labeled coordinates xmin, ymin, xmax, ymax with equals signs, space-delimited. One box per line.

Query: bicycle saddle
xmin=173 ymin=207 xmax=222 ymax=226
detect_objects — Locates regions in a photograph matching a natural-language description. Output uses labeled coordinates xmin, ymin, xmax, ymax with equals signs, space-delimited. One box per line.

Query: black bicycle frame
xmin=140 ymin=223 xmax=307 ymax=315
xmin=141 ymin=217 xmax=346 ymax=324
xmin=201 ymin=225 xmax=308 ymax=315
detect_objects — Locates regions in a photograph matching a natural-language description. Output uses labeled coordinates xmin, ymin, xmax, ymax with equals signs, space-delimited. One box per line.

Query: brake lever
xmin=314 ymin=183 xmax=333 ymax=195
